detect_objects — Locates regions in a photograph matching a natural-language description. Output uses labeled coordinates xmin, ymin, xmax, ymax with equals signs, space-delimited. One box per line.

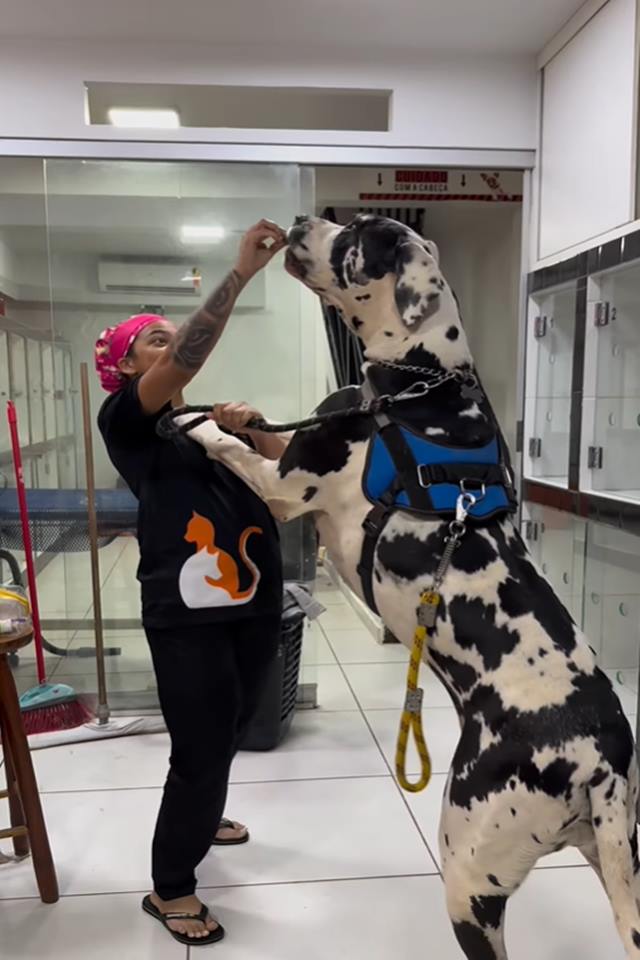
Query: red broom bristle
xmin=21 ymin=699 xmax=94 ymax=736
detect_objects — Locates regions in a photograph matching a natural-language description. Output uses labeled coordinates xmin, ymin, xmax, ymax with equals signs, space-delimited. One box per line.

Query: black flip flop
xmin=211 ymin=816 xmax=250 ymax=846
xmin=142 ymin=894 xmax=225 ymax=946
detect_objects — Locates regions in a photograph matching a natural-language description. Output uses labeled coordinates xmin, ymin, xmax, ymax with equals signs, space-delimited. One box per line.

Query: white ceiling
xmin=0 ymin=0 xmax=586 ymax=54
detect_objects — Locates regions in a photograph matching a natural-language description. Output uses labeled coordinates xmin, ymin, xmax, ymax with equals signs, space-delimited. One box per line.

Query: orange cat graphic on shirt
xmin=178 ymin=512 xmax=263 ymax=609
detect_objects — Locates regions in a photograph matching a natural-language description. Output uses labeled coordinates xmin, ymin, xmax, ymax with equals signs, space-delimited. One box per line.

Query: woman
xmin=96 ymin=220 xmax=288 ymax=946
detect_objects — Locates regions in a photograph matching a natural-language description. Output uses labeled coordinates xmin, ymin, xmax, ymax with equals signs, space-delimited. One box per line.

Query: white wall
xmin=0 ymin=39 xmax=538 ymax=153
xmin=44 ymin=263 xmax=322 ymax=489
xmin=535 ymin=0 xmax=638 ymax=264
xmin=423 ymin=205 xmax=522 ymax=452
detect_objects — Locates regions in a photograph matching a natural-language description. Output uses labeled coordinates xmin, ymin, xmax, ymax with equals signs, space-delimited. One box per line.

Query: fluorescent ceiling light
xmin=180 ymin=225 xmax=226 ymax=243
xmin=107 ymin=108 xmax=180 ymax=128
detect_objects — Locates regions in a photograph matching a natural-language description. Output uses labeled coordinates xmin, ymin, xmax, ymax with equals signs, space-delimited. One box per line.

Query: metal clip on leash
xmin=395 ymin=491 xmax=477 ymax=794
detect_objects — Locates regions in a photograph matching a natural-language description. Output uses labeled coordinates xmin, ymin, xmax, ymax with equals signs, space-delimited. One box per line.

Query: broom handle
xmin=7 ymin=401 xmax=47 ymax=685
xmin=80 ymin=363 xmax=109 ymax=723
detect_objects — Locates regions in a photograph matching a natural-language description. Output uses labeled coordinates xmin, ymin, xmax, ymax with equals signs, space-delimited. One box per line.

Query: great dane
xmin=181 ymin=214 xmax=640 ymax=959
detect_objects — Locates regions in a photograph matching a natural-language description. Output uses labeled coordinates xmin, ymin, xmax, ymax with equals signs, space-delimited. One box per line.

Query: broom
xmin=7 ymin=401 xmax=93 ymax=734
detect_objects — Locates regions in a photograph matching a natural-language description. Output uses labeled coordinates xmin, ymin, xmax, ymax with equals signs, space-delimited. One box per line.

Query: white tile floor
xmin=0 ymin=555 xmax=636 ymax=958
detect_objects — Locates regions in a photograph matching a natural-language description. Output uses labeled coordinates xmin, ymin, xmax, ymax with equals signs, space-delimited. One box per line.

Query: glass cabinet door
xmin=0 ymin=330 xmax=9 ymax=458
xmin=524 ymin=284 xmax=576 ymax=487
xmin=53 ymin=344 xmax=67 ymax=436
xmin=55 ymin=346 xmax=76 ymax=487
xmin=582 ymin=263 xmax=640 ymax=502
xmin=582 ymin=522 xmax=640 ymax=674
xmin=62 ymin=348 xmax=77 ymax=487
xmin=63 ymin=349 xmax=75 ymax=439
xmin=41 ymin=342 xmax=57 ymax=442
xmin=27 ymin=339 xmax=45 ymax=445
xmin=521 ymin=501 xmax=585 ymax=626
xmin=39 ymin=341 xmax=59 ymax=487
xmin=8 ymin=333 xmax=30 ymax=448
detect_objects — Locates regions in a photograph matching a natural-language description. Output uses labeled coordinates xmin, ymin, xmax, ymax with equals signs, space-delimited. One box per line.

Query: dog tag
xmin=418 ymin=591 xmax=441 ymax=629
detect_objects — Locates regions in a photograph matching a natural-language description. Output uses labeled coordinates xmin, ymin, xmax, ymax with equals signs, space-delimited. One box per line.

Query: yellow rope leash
xmin=394 ymin=491 xmax=478 ymax=795
xmin=395 ymin=590 xmax=438 ymax=793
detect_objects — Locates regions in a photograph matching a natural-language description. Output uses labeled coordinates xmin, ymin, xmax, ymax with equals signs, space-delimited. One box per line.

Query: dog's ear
xmin=394 ymin=239 xmax=445 ymax=329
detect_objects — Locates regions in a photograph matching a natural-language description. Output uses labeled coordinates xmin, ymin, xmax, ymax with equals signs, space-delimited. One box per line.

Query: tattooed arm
xmin=137 ymin=219 xmax=287 ymax=414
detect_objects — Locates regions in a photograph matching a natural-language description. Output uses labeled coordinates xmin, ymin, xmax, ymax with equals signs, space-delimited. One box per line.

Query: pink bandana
xmin=95 ymin=314 xmax=164 ymax=393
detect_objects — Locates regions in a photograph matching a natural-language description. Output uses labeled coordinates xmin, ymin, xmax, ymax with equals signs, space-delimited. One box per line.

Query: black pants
xmin=146 ymin=614 xmax=280 ymax=900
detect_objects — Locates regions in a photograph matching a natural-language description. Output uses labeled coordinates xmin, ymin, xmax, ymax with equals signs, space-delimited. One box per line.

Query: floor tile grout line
xmin=99 ymin=537 xmax=134 ymax=591
xmin=323 ymin=629 xmax=443 ymax=876
xmin=33 ymin=773 xmax=398 ymax=796
xmin=321 ymin=658 xmax=408 ymax=666
xmin=45 ymin=661 xmax=437 ymax=679
xmin=0 ymin=862 xmax=594 ymax=905
xmin=196 ymin=871 xmax=441 ymax=893
xmin=0 ymin=873 xmax=443 ymax=904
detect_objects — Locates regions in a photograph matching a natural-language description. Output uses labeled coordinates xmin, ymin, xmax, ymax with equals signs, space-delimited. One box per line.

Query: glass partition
xmin=0 ymin=158 xmax=63 ymax=693
xmin=41 ymin=158 xmax=317 ymax=711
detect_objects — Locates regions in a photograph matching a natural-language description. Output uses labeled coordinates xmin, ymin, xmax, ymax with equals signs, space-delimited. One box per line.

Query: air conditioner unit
xmin=98 ymin=259 xmax=200 ymax=296
xmin=96 ymin=258 xmax=266 ymax=309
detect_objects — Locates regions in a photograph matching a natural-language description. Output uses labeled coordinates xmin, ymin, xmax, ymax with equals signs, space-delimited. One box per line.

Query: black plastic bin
xmin=239 ymin=584 xmax=308 ymax=752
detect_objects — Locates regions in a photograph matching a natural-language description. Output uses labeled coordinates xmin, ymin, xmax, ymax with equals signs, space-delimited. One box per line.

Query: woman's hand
xmin=234 ymin=220 xmax=288 ymax=282
xmin=211 ymin=401 xmax=263 ymax=434
xmin=210 ymin=402 xmax=289 ymax=461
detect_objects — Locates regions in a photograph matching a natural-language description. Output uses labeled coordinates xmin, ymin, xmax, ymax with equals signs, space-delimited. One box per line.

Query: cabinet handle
xmin=587 ymin=446 xmax=603 ymax=469
xmin=594 ymin=301 xmax=613 ymax=327
xmin=534 ymin=315 xmax=547 ymax=338
xmin=529 ymin=437 xmax=542 ymax=458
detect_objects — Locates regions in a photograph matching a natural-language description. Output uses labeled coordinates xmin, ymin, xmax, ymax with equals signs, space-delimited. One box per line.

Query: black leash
xmin=156 ymin=376 xmax=458 ymax=441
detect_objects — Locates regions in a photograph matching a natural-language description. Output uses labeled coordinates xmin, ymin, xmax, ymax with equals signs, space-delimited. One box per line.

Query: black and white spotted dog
xmin=183 ymin=214 xmax=640 ymax=959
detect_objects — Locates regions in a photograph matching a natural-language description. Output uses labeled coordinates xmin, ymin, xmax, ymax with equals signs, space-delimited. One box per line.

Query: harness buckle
xmin=459 ymin=479 xmax=486 ymax=498
xmin=417 ymin=464 xmax=432 ymax=489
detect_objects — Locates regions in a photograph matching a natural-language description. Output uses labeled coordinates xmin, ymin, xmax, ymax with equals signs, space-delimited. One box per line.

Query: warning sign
xmin=359 ymin=169 xmax=522 ymax=203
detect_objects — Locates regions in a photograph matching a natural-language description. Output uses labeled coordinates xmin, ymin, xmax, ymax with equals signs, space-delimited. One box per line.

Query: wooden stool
xmin=0 ymin=627 xmax=59 ymax=903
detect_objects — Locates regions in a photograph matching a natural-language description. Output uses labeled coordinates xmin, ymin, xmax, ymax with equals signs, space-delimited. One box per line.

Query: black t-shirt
xmin=98 ymin=379 xmax=282 ymax=628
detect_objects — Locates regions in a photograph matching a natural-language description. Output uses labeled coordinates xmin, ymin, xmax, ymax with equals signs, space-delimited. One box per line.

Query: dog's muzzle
xmin=287 ymin=215 xmax=311 ymax=246
xmin=284 ymin=247 xmax=308 ymax=279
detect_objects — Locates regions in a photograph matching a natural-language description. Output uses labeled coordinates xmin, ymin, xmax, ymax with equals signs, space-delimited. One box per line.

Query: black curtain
xmin=319 ymin=206 xmax=425 ymax=387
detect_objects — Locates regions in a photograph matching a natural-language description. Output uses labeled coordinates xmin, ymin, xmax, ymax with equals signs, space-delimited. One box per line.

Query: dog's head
xmin=286 ymin=214 xmax=463 ymax=352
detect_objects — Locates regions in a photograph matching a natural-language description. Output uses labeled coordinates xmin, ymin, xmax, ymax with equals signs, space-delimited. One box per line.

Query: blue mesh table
xmin=0 ymin=488 xmax=138 ymax=552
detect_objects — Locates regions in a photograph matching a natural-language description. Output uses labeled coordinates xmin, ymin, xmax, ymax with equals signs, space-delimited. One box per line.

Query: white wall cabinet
xmin=538 ymin=0 xmax=637 ymax=261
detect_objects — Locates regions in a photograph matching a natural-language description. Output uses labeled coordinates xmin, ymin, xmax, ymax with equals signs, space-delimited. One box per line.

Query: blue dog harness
xmin=357 ymin=375 xmax=517 ymax=614
xmin=364 ymin=430 xmax=514 ymax=519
